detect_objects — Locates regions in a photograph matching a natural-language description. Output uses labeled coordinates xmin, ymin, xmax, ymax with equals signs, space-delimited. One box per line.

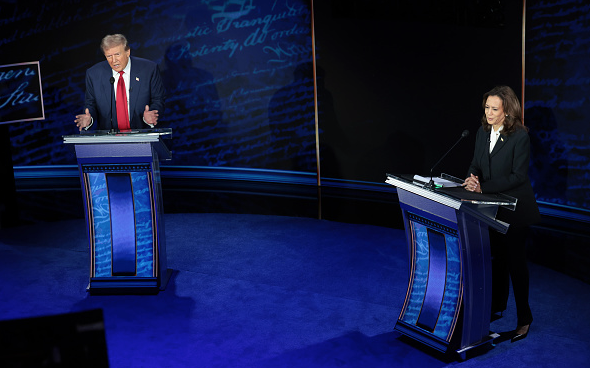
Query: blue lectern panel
xmin=132 ymin=172 xmax=155 ymax=277
xmin=88 ymin=173 xmax=112 ymax=277
xmin=400 ymin=221 xmax=429 ymax=325
xmin=86 ymin=168 xmax=155 ymax=278
xmin=399 ymin=213 xmax=462 ymax=342
xmin=436 ymin=233 xmax=461 ymax=340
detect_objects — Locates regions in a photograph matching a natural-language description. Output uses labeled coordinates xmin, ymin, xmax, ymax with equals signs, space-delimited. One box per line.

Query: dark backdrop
xmin=313 ymin=0 xmax=523 ymax=182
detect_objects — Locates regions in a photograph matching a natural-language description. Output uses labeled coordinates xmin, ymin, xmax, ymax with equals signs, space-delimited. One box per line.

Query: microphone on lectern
xmin=424 ymin=129 xmax=470 ymax=189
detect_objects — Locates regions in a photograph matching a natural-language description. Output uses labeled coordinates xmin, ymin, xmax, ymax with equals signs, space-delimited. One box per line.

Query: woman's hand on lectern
xmin=463 ymin=174 xmax=481 ymax=193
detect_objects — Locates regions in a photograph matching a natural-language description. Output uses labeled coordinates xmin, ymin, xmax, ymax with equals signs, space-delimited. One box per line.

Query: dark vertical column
xmin=0 ymin=125 xmax=19 ymax=228
xmin=106 ymin=173 xmax=137 ymax=276
xmin=417 ymin=229 xmax=447 ymax=332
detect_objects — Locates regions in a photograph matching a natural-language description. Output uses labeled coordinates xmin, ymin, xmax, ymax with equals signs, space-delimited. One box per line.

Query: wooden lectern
xmin=386 ymin=173 xmax=516 ymax=359
xmin=64 ymin=129 xmax=172 ymax=294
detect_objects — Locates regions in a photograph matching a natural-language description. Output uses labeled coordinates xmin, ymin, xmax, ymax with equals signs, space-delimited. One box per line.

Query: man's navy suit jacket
xmin=84 ymin=56 xmax=165 ymax=130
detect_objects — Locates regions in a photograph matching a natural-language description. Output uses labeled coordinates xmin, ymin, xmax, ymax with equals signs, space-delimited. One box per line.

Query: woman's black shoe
xmin=511 ymin=323 xmax=531 ymax=343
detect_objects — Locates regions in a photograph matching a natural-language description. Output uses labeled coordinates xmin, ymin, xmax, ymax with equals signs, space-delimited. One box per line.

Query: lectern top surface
xmin=386 ymin=173 xmax=517 ymax=208
xmin=63 ymin=128 xmax=172 ymax=144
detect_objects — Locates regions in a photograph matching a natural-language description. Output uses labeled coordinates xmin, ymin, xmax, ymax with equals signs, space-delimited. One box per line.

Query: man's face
xmin=104 ymin=45 xmax=130 ymax=72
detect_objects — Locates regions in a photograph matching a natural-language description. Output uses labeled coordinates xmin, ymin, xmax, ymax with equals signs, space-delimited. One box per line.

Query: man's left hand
xmin=143 ymin=105 xmax=159 ymax=126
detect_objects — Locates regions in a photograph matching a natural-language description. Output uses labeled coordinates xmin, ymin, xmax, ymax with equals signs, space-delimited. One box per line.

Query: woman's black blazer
xmin=467 ymin=125 xmax=541 ymax=227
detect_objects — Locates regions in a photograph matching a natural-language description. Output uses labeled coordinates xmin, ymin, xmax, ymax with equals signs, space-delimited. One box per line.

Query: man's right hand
xmin=75 ymin=108 xmax=92 ymax=131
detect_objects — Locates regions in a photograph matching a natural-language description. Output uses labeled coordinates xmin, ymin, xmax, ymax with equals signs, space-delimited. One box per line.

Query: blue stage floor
xmin=1 ymin=213 xmax=589 ymax=367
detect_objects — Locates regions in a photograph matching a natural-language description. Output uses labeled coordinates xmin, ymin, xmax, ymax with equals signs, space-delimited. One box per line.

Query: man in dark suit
xmin=75 ymin=34 xmax=165 ymax=131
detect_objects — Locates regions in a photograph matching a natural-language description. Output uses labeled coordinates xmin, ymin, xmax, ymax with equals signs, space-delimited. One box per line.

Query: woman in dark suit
xmin=463 ymin=85 xmax=540 ymax=342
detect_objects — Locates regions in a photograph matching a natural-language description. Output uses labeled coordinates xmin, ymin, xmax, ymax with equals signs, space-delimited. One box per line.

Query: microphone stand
xmin=424 ymin=130 xmax=469 ymax=189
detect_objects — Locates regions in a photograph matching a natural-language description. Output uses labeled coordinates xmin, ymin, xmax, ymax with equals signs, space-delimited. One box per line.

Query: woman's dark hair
xmin=480 ymin=85 xmax=527 ymax=135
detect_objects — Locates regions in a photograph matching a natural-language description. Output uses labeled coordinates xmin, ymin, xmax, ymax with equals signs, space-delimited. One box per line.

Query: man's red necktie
xmin=116 ymin=71 xmax=130 ymax=130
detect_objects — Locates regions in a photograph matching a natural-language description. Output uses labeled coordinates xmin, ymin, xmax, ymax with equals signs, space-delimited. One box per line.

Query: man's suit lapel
xmin=101 ymin=63 xmax=115 ymax=129
xmin=128 ymin=57 xmax=142 ymax=123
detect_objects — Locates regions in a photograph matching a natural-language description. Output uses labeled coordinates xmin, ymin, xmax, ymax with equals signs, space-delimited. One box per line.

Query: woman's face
xmin=485 ymin=95 xmax=505 ymax=129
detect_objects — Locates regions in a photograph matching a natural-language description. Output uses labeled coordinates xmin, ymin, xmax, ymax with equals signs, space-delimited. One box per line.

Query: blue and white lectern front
xmin=64 ymin=129 xmax=172 ymax=294
xmin=386 ymin=174 xmax=516 ymax=359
